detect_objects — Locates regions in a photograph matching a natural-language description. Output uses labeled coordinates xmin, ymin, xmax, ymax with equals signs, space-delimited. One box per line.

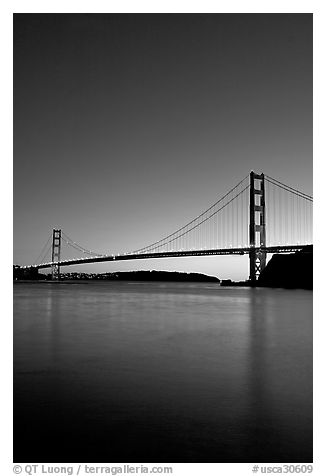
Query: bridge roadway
xmin=25 ymin=244 xmax=311 ymax=270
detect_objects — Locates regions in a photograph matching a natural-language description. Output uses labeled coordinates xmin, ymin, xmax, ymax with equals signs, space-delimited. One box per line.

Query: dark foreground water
xmin=13 ymin=282 xmax=312 ymax=463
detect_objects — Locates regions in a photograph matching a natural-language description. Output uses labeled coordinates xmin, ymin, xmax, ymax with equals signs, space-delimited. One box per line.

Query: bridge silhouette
xmin=22 ymin=171 xmax=313 ymax=283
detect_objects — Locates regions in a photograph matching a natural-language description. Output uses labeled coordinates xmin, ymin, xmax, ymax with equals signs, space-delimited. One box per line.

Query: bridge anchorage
xmin=27 ymin=170 xmax=312 ymax=283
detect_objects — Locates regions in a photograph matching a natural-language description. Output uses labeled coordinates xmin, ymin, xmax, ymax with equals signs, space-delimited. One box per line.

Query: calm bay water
xmin=13 ymin=282 xmax=312 ymax=463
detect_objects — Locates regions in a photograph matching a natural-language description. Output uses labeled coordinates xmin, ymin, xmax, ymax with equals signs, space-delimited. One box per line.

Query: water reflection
xmin=13 ymin=282 xmax=312 ymax=462
xmin=246 ymin=289 xmax=312 ymax=461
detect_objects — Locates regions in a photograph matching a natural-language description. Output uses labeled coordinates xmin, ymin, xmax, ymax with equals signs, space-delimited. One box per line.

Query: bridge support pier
xmin=249 ymin=172 xmax=266 ymax=284
xmin=51 ymin=229 xmax=62 ymax=280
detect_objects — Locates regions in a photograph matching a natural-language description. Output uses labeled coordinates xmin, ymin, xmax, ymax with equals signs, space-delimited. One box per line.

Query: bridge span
xmin=24 ymin=245 xmax=310 ymax=271
xmin=20 ymin=171 xmax=312 ymax=283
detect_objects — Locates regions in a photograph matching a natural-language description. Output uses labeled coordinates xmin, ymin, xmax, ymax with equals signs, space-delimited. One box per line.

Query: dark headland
xmin=258 ymin=246 xmax=312 ymax=290
xmin=221 ymin=246 xmax=313 ymax=290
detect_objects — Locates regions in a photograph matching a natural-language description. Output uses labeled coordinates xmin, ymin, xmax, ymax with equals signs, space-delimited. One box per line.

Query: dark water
xmin=13 ymin=282 xmax=312 ymax=463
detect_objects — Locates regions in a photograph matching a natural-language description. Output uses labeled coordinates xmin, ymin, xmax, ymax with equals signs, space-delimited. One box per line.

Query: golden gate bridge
xmin=20 ymin=171 xmax=313 ymax=283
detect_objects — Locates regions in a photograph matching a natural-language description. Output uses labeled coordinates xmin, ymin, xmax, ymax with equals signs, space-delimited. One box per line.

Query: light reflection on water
xmin=14 ymin=282 xmax=312 ymax=463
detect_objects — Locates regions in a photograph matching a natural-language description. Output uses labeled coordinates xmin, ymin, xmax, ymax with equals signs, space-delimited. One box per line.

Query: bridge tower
xmin=51 ymin=228 xmax=62 ymax=280
xmin=249 ymin=171 xmax=266 ymax=283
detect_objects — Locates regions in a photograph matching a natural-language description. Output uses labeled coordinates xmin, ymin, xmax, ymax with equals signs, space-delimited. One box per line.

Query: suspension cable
xmin=61 ymin=237 xmax=93 ymax=255
xmin=139 ymin=185 xmax=249 ymax=252
xmin=39 ymin=244 xmax=53 ymax=265
xmin=133 ymin=175 xmax=249 ymax=253
xmin=33 ymin=234 xmax=52 ymax=265
xmin=265 ymin=175 xmax=313 ymax=201
xmin=61 ymin=231 xmax=105 ymax=256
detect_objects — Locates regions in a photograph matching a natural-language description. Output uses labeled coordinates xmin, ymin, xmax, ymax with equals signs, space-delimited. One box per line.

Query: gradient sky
xmin=13 ymin=13 xmax=312 ymax=280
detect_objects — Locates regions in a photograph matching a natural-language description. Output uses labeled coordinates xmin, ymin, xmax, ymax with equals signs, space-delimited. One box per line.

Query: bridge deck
xmin=24 ymin=245 xmax=311 ymax=270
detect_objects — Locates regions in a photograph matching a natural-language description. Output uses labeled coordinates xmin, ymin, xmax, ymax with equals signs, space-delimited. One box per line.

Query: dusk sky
xmin=13 ymin=14 xmax=312 ymax=280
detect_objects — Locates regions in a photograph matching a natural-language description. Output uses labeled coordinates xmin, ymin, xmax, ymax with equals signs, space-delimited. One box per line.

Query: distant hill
xmin=14 ymin=268 xmax=220 ymax=283
xmin=258 ymin=246 xmax=312 ymax=289
xmin=107 ymin=271 xmax=220 ymax=282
